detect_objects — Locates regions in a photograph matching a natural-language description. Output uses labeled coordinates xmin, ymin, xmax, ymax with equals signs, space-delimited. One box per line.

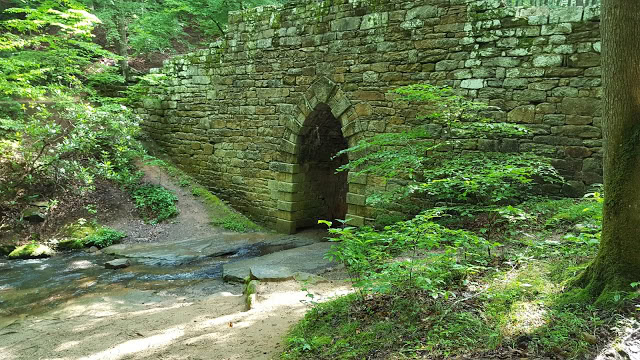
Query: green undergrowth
xmin=143 ymin=156 xmax=260 ymax=232
xmin=190 ymin=186 xmax=261 ymax=232
xmin=132 ymin=184 xmax=179 ymax=224
xmin=283 ymin=197 xmax=638 ymax=359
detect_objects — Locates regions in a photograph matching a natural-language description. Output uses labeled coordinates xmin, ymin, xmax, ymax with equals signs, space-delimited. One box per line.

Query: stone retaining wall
xmin=139 ymin=0 xmax=602 ymax=233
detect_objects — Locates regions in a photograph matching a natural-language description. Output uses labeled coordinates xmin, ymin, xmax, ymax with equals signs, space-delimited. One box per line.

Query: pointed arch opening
xmin=272 ymin=77 xmax=367 ymax=234
xmin=297 ymin=103 xmax=349 ymax=229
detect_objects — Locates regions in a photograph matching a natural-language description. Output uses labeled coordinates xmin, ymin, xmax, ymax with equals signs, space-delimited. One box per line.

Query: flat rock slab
xmin=250 ymin=265 xmax=295 ymax=282
xmin=102 ymin=231 xmax=321 ymax=266
xmin=105 ymin=259 xmax=131 ymax=269
xmin=223 ymin=242 xmax=335 ymax=283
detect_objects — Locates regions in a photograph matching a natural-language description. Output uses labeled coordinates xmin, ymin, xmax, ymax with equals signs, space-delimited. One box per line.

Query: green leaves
xmin=132 ymin=184 xmax=179 ymax=224
xmin=337 ymin=84 xmax=563 ymax=215
xmin=325 ymin=211 xmax=494 ymax=298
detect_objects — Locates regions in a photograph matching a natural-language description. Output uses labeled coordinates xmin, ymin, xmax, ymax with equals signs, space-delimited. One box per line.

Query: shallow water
xmin=0 ymin=229 xmax=328 ymax=318
xmin=0 ymin=251 xmax=228 ymax=317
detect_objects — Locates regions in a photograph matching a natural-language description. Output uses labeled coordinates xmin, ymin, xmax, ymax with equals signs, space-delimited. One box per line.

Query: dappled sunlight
xmin=79 ymin=328 xmax=185 ymax=360
xmin=55 ymin=340 xmax=82 ymax=352
xmin=1 ymin=279 xmax=350 ymax=360
xmin=491 ymin=263 xmax=560 ymax=297
xmin=127 ymin=301 xmax=193 ymax=317
xmin=0 ymin=347 xmax=16 ymax=360
xmin=502 ymin=301 xmax=549 ymax=336
xmin=66 ymin=260 xmax=96 ymax=271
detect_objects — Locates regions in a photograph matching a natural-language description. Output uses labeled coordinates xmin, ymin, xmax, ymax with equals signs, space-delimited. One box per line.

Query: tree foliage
xmin=337 ymin=85 xmax=563 ymax=214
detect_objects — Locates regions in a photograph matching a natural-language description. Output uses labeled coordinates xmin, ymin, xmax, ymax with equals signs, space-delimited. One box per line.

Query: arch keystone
xmin=327 ymin=89 xmax=352 ymax=119
xmin=308 ymin=76 xmax=337 ymax=103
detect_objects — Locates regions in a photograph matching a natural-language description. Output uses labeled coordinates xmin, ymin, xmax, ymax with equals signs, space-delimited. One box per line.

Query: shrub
xmin=336 ymin=84 xmax=563 ymax=215
xmin=132 ymin=184 xmax=178 ymax=224
xmin=84 ymin=227 xmax=126 ymax=248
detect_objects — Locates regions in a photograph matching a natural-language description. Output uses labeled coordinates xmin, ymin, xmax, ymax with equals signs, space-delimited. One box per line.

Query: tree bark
xmin=575 ymin=0 xmax=640 ymax=296
xmin=117 ymin=18 xmax=130 ymax=82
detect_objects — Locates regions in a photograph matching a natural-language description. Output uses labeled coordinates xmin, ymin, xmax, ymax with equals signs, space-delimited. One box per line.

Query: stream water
xmin=0 ymin=251 xmax=227 ymax=319
xmin=0 ymin=229 xmax=328 ymax=320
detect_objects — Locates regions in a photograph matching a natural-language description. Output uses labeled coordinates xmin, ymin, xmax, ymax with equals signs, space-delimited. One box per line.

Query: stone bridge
xmin=139 ymin=0 xmax=602 ymax=233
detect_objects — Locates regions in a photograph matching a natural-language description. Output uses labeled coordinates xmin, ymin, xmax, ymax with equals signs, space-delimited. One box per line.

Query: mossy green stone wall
xmin=139 ymin=0 xmax=602 ymax=233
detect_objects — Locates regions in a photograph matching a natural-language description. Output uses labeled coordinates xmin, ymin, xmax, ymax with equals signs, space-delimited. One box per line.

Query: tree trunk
xmin=117 ymin=19 xmax=130 ymax=82
xmin=575 ymin=0 xmax=640 ymax=297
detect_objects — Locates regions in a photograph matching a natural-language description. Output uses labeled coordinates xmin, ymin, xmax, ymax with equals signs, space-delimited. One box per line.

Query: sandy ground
xmin=0 ymin=279 xmax=351 ymax=360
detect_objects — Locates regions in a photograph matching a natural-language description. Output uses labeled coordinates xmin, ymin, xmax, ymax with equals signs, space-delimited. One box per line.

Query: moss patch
xmin=191 ymin=186 xmax=260 ymax=232
xmin=58 ymin=222 xmax=125 ymax=249
xmin=9 ymin=243 xmax=54 ymax=259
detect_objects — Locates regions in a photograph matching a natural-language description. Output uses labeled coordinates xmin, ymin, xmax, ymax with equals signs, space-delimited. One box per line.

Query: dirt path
xmin=104 ymin=164 xmax=223 ymax=244
xmin=0 ymin=279 xmax=350 ymax=360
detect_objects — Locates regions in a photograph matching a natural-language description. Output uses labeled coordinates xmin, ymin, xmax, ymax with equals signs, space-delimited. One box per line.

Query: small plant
xmin=132 ymin=184 xmax=178 ymax=224
xmin=320 ymin=211 xmax=493 ymax=299
xmin=84 ymin=226 xmax=126 ymax=248
xmin=335 ymin=84 xmax=563 ymax=216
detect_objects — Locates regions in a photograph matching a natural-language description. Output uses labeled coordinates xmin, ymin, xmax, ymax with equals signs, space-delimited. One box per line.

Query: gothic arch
xmin=271 ymin=77 xmax=367 ymax=233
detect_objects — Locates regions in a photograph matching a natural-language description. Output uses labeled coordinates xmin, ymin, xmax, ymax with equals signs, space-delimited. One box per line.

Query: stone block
xmin=348 ymin=173 xmax=367 ymax=185
xmin=541 ymin=23 xmax=572 ymax=35
xmin=565 ymin=146 xmax=592 ymax=158
xmin=275 ymin=219 xmax=296 ymax=234
xmin=533 ymin=55 xmax=564 ymax=67
xmin=568 ymin=53 xmax=600 ymax=68
xmin=274 ymin=182 xmax=302 ymax=194
xmin=508 ymin=105 xmax=536 ymax=124
xmin=331 ymin=17 xmax=361 ymax=32
xmin=560 ymin=97 xmax=600 ymax=116
xmin=406 ymin=5 xmax=437 ymax=20
xmin=549 ymin=8 xmax=583 ymax=24
xmin=513 ymin=90 xmax=547 ymax=102
xmin=346 ymin=193 xmax=366 ymax=206
xmin=360 ymin=12 xmax=388 ymax=30
xmin=460 ymin=79 xmax=484 ymax=89
xmin=275 ymin=172 xmax=305 ymax=183
xmin=566 ymin=115 xmax=593 ymax=125
xmin=354 ymin=90 xmax=385 ymax=101
xmin=269 ymin=162 xmax=300 ymax=174
xmin=551 ymin=125 xmax=601 ymax=139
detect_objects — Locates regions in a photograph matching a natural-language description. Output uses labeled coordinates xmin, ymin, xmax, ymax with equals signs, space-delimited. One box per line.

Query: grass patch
xmin=283 ymin=294 xmax=500 ymax=359
xmin=191 ymin=185 xmax=260 ymax=232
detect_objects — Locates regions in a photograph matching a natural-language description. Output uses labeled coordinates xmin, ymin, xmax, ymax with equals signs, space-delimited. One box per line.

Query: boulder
xmin=8 ymin=243 xmax=54 ymax=259
xmin=21 ymin=207 xmax=45 ymax=223
xmin=105 ymin=259 xmax=131 ymax=269
xmin=249 ymin=265 xmax=295 ymax=282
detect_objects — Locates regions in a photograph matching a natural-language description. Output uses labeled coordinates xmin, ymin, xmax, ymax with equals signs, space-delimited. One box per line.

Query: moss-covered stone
xmin=8 ymin=243 xmax=54 ymax=259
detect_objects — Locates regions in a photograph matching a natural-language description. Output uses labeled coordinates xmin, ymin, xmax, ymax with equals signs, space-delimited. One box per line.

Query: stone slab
xmin=223 ymin=242 xmax=335 ymax=283
xmin=105 ymin=259 xmax=131 ymax=269
xmin=103 ymin=231 xmax=322 ymax=266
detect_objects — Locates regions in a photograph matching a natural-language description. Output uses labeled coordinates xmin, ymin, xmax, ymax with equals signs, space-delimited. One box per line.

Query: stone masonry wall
xmin=139 ymin=0 xmax=602 ymax=233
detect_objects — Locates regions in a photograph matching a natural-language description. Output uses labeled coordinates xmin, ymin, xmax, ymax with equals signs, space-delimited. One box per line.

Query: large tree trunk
xmin=575 ymin=0 xmax=640 ymax=297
